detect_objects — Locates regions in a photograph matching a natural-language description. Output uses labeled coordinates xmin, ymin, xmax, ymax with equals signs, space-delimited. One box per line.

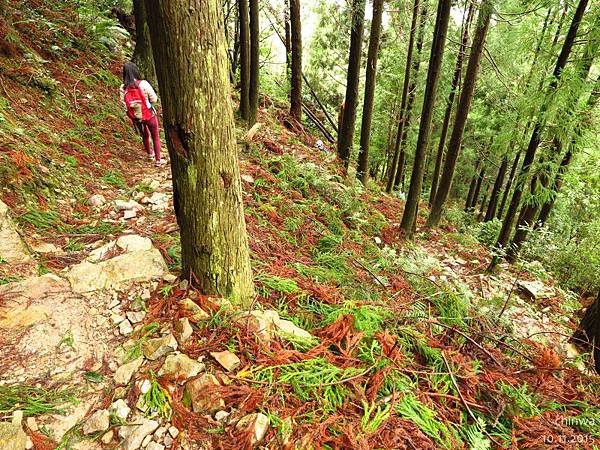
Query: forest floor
xmin=1 ymin=3 xmax=600 ymax=449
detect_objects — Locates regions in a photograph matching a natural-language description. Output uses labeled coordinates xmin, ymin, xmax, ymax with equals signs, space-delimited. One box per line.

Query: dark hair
xmin=122 ymin=62 xmax=141 ymax=89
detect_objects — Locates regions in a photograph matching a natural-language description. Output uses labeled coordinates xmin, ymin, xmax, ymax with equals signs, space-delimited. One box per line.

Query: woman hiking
xmin=120 ymin=62 xmax=164 ymax=167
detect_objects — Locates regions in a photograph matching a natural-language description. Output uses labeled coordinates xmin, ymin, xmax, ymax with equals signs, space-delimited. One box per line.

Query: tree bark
xmin=573 ymin=291 xmax=600 ymax=373
xmin=400 ymin=0 xmax=451 ymax=238
xmin=289 ymin=0 xmax=302 ymax=121
xmin=238 ymin=0 xmax=250 ymax=120
xmin=284 ymin=0 xmax=291 ymax=78
xmin=464 ymin=159 xmax=480 ymax=212
xmin=145 ymin=0 xmax=254 ymax=304
xmin=337 ymin=0 xmax=366 ymax=170
xmin=392 ymin=0 xmax=429 ymax=191
xmin=385 ymin=0 xmax=421 ymax=193
xmin=477 ymin=188 xmax=489 ymax=222
xmin=497 ymin=150 xmax=521 ymax=219
xmin=428 ymin=0 xmax=474 ymax=205
xmin=492 ymin=0 xmax=589 ymax=262
xmin=470 ymin=166 xmax=486 ymax=212
xmin=356 ymin=0 xmax=384 ymax=184
xmin=484 ymin=156 xmax=508 ymax=221
xmin=427 ymin=0 xmax=492 ymax=227
xmin=248 ymin=0 xmax=259 ymax=125
xmin=535 ymin=150 xmax=572 ymax=228
xmin=131 ymin=0 xmax=156 ymax=86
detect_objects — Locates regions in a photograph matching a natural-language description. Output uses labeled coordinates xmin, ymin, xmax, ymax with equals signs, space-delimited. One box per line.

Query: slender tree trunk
xmin=386 ymin=0 xmax=421 ymax=192
xmin=464 ymin=159 xmax=480 ymax=212
xmin=248 ymin=0 xmax=259 ymax=125
xmin=573 ymin=291 xmax=600 ymax=373
xmin=484 ymin=156 xmax=508 ymax=221
xmin=492 ymin=0 xmax=589 ymax=265
xmin=284 ymin=0 xmax=291 ymax=80
xmin=497 ymin=151 xmax=520 ymax=219
xmin=400 ymin=0 xmax=451 ymax=238
xmin=238 ymin=0 xmax=250 ymax=120
xmin=132 ymin=0 xmax=156 ymax=85
xmin=536 ymin=150 xmax=572 ymax=228
xmin=477 ymin=188 xmax=489 ymax=221
xmin=337 ymin=0 xmax=366 ymax=170
xmin=427 ymin=0 xmax=493 ymax=227
xmin=469 ymin=166 xmax=486 ymax=211
xmin=145 ymin=0 xmax=254 ymax=304
xmin=428 ymin=0 xmax=474 ymax=205
xmin=289 ymin=0 xmax=302 ymax=121
xmin=392 ymin=0 xmax=429 ymax=191
xmin=356 ymin=0 xmax=384 ymax=184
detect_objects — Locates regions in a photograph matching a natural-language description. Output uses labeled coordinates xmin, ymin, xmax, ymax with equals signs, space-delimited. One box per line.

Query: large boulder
xmin=67 ymin=248 xmax=167 ymax=293
xmin=0 ymin=200 xmax=31 ymax=264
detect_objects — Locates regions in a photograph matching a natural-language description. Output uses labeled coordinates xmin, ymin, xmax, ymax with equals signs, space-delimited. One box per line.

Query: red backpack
xmin=124 ymin=81 xmax=153 ymax=122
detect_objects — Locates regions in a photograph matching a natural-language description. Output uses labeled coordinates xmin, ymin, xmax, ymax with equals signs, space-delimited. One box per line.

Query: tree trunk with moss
xmin=132 ymin=0 xmax=156 ymax=85
xmin=145 ymin=0 xmax=254 ymax=305
xmin=573 ymin=291 xmax=600 ymax=373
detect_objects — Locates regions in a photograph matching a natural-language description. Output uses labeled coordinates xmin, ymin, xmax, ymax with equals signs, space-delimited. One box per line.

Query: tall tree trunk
xmin=145 ymin=0 xmax=254 ymax=304
xmin=535 ymin=150 xmax=572 ymax=228
xmin=337 ymin=0 xmax=366 ymax=170
xmin=248 ymin=0 xmax=259 ymax=125
xmin=484 ymin=156 xmax=508 ymax=221
xmin=289 ymin=0 xmax=302 ymax=121
xmin=400 ymin=0 xmax=451 ymax=238
xmin=464 ymin=159 xmax=480 ymax=212
xmin=356 ymin=0 xmax=384 ymax=184
xmin=497 ymin=150 xmax=521 ymax=219
xmin=573 ymin=291 xmax=600 ymax=373
xmin=427 ymin=0 xmax=493 ymax=227
xmin=392 ymin=0 xmax=429 ymax=191
xmin=132 ymin=0 xmax=156 ymax=85
xmin=238 ymin=0 xmax=250 ymax=120
xmin=492 ymin=0 xmax=589 ymax=265
xmin=477 ymin=187 xmax=489 ymax=222
xmin=284 ymin=0 xmax=291 ymax=79
xmin=386 ymin=0 xmax=421 ymax=192
xmin=428 ymin=0 xmax=474 ymax=205
xmin=469 ymin=166 xmax=486 ymax=212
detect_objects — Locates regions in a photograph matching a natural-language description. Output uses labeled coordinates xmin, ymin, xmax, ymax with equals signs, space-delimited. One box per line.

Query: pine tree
xmin=356 ymin=0 xmax=384 ymax=184
xmin=400 ymin=0 xmax=451 ymax=238
xmin=145 ymin=0 xmax=254 ymax=304
xmin=484 ymin=156 xmax=508 ymax=221
xmin=289 ymin=0 xmax=302 ymax=121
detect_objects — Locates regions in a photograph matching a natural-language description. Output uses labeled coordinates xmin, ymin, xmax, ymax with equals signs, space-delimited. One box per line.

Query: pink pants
xmin=134 ymin=115 xmax=161 ymax=161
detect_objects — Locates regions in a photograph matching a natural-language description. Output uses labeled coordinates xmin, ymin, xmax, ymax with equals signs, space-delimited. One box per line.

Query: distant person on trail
xmin=120 ymin=62 xmax=163 ymax=167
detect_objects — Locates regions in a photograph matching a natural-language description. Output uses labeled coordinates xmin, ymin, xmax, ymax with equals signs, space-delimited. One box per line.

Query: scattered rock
xmin=275 ymin=319 xmax=315 ymax=341
xmin=163 ymin=273 xmax=177 ymax=283
xmin=89 ymin=194 xmax=106 ymax=207
xmin=114 ymin=357 xmax=144 ymax=385
xmin=163 ymin=435 xmax=173 ymax=448
xmin=235 ymin=413 xmax=269 ymax=446
xmin=517 ymin=280 xmax=556 ymax=300
xmin=115 ymin=199 xmax=144 ymax=211
xmin=82 ymin=409 xmax=110 ymax=435
xmin=147 ymin=443 xmax=165 ymax=450
xmin=119 ymin=319 xmax=134 ymax=336
xmin=142 ymin=334 xmax=178 ymax=360
xmin=119 ymin=417 xmax=159 ymax=450
xmin=87 ymin=241 xmax=117 ymax=262
xmin=126 ymin=311 xmax=146 ymax=324
xmin=0 ymin=421 xmax=26 ymax=450
xmin=235 ymin=310 xmax=279 ymax=341
xmin=139 ymin=379 xmax=152 ymax=394
xmin=173 ymin=317 xmax=193 ymax=344
xmin=123 ymin=210 xmax=137 ymax=220
xmin=101 ymin=430 xmax=114 ymax=444
xmin=116 ymin=235 xmax=153 ymax=252
xmin=25 ymin=437 xmax=33 ymax=449
xmin=30 ymin=242 xmax=61 ymax=254
xmin=109 ymin=399 xmax=131 ymax=421
xmin=67 ymin=248 xmax=168 ymax=293
xmin=210 ymin=350 xmax=241 ymax=372
xmin=158 ymin=353 xmax=205 ymax=383
xmin=241 ymin=174 xmax=255 ymax=184
xmin=142 ymin=434 xmax=153 ymax=447
xmin=215 ymin=410 xmax=230 ymax=422
xmin=184 ymin=374 xmax=224 ymax=414
xmin=0 ymin=200 xmax=31 ymax=264
xmin=179 ymin=298 xmax=210 ymax=323
xmin=168 ymin=426 xmax=179 ymax=438
xmin=25 ymin=417 xmax=37 ymax=432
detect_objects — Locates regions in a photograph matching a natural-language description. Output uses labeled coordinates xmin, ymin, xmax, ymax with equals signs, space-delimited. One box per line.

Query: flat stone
xmin=142 ymin=434 xmax=153 ymax=447
xmin=119 ymin=319 xmax=133 ymax=336
xmin=168 ymin=426 xmax=179 ymax=438
xmin=127 ymin=311 xmax=146 ymax=324
xmin=67 ymin=248 xmax=168 ymax=293
xmin=210 ymin=350 xmax=240 ymax=372
xmin=115 ymin=199 xmax=143 ymax=211
xmin=114 ymin=357 xmax=143 ymax=385
xmin=147 ymin=443 xmax=165 ymax=450
xmin=241 ymin=174 xmax=255 ymax=183
xmin=215 ymin=410 xmax=230 ymax=422
xmin=83 ymin=409 xmax=110 ymax=435
xmin=119 ymin=417 xmax=159 ymax=450
xmin=0 ymin=421 xmax=26 ymax=450
xmin=25 ymin=417 xmax=37 ymax=432
xmin=123 ymin=210 xmax=137 ymax=220
xmin=517 ymin=280 xmax=556 ymax=300
xmin=179 ymin=298 xmax=210 ymax=323
xmin=274 ymin=319 xmax=314 ymax=341
xmin=89 ymin=194 xmax=106 ymax=207
xmin=235 ymin=413 xmax=269 ymax=446
xmin=142 ymin=334 xmax=178 ymax=360
xmin=235 ymin=310 xmax=280 ymax=341
xmin=0 ymin=200 xmax=31 ymax=264
xmin=158 ymin=353 xmax=205 ymax=383
xmin=30 ymin=242 xmax=61 ymax=254
xmin=183 ymin=374 xmax=224 ymax=414
xmin=101 ymin=430 xmax=114 ymax=444
xmin=109 ymin=399 xmax=131 ymax=421
xmin=173 ymin=317 xmax=193 ymax=344
xmin=87 ymin=241 xmax=117 ymax=262
xmin=116 ymin=235 xmax=153 ymax=252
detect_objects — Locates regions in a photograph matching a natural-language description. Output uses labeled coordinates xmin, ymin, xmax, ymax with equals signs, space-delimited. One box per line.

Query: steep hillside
xmin=0 ymin=2 xmax=599 ymax=450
